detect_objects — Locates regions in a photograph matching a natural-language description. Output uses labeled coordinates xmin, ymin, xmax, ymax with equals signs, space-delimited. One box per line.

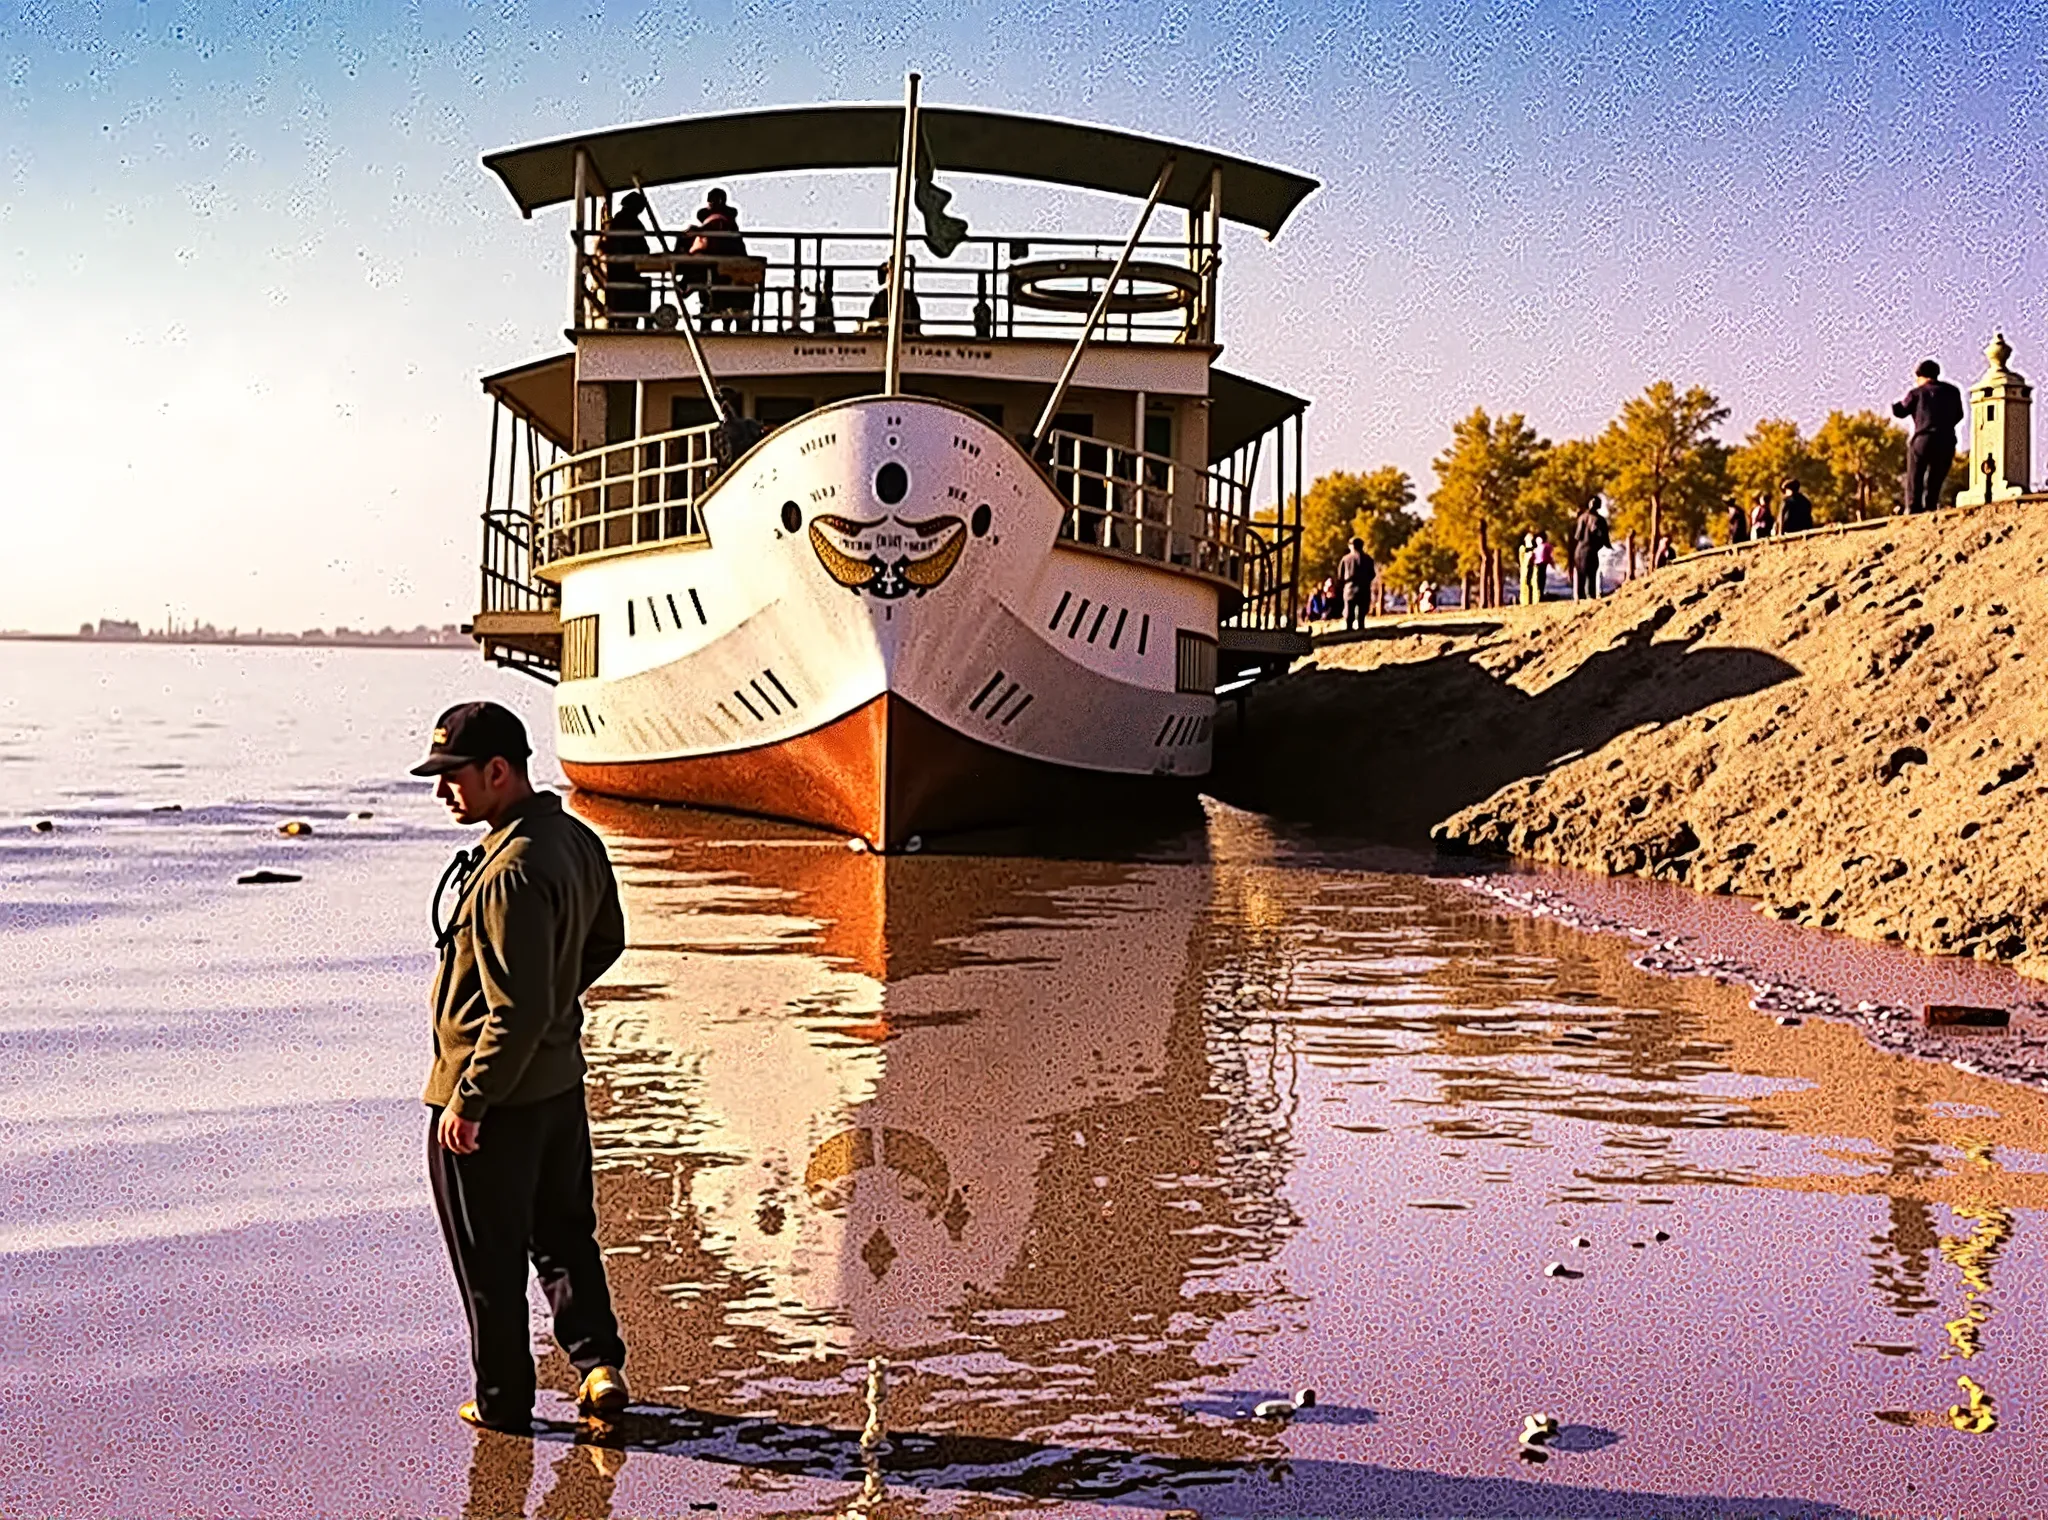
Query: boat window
xmin=604 ymin=382 xmax=638 ymax=445
xmin=1144 ymin=409 xmax=1172 ymax=457
xmin=671 ymin=395 xmax=718 ymax=432
xmin=756 ymin=396 xmax=815 ymax=430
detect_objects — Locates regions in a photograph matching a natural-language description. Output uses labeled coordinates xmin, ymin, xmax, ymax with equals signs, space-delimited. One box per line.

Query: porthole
xmin=971 ymin=503 xmax=991 ymax=537
xmin=875 ymin=462 xmax=909 ymax=505
xmin=781 ymin=500 xmax=802 ymax=532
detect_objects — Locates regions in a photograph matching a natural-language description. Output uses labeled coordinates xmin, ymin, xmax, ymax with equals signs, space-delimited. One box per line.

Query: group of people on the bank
xmin=1312 ymin=358 xmax=1970 ymax=625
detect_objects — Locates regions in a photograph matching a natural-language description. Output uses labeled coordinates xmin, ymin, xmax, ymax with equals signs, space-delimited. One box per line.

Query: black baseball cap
xmin=410 ymin=702 xmax=531 ymax=776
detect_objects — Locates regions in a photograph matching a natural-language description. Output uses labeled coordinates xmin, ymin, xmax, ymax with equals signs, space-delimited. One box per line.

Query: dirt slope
xmin=1211 ymin=496 xmax=2048 ymax=977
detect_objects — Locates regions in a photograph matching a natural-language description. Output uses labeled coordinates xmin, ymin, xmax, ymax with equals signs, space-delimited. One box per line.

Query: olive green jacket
xmin=424 ymin=791 xmax=625 ymax=1119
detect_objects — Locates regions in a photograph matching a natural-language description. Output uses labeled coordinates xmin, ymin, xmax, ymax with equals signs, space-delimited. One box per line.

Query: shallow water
xmin=2 ymin=645 xmax=2045 ymax=1518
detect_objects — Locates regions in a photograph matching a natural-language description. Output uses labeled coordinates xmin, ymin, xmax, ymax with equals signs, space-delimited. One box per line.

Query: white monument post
xmin=1959 ymin=331 xmax=2031 ymax=505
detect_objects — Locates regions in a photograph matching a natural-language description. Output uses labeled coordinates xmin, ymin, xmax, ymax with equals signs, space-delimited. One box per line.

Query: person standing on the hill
xmin=1726 ymin=500 xmax=1751 ymax=546
xmin=1780 ymin=477 xmax=1815 ymax=535
xmin=1892 ymin=359 xmax=1965 ymax=514
xmin=1532 ymin=530 xmax=1553 ymax=601
xmin=413 ymin=702 xmax=631 ymax=1434
xmin=1750 ymin=493 xmax=1775 ymax=540
xmin=1517 ymin=531 xmax=1537 ymax=606
xmin=1336 ymin=536 xmax=1374 ymax=630
xmin=1571 ymin=498 xmax=1608 ymax=600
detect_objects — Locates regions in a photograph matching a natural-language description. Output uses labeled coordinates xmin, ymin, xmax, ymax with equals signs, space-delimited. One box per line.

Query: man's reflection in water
xmin=535 ymin=1436 xmax=627 ymax=1519
xmin=462 ymin=1429 xmax=627 ymax=1520
xmin=461 ymin=1430 xmax=532 ymax=1519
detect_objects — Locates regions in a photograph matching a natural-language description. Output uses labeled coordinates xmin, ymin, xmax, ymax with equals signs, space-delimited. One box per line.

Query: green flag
xmin=914 ymin=129 xmax=968 ymax=258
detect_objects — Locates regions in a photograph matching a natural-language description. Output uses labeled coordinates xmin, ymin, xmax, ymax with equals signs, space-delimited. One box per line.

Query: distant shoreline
xmin=0 ymin=632 xmax=472 ymax=651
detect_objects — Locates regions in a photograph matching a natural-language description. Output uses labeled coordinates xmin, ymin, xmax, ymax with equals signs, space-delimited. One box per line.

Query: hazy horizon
xmin=7 ymin=0 xmax=2042 ymax=631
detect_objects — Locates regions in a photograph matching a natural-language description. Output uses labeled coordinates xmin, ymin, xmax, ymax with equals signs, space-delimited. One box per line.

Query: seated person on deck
xmin=862 ymin=257 xmax=922 ymax=335
xmin=685 ymin=188 xmax=754 ymax=331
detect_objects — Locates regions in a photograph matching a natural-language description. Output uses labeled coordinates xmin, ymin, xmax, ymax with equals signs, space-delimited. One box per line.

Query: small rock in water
xmin=1652 ymin=1230 xmax=1670 ymax=1243
xmin=31 ymin=819 xmax=55 ymax=833
xmin=1777 ymin=1015 xmax=1802 ymax=1026
xmin=1521 ymin=1412 xmax=1560 ymax=1445
xmin=237 ymin=870 xmax=303 ymax=885
xmin=1543 ymin=1262 xmax=1583 ymax=1279
xmin=1570 ymin=1236 xmax=1591 ymax=1249
xmin=152 ymin=804 xmax=183 ymax=813
xmin=278 ymin=820 xmax=314 ymax=837
xmin=352 ymin=810 xmax=373 ymax=820
xmin=1293 ymin=1388 xmax=1317 ymax=1409
xmin=1516 ymin=1442 xmax=1550 ymax=1463
xmin=847 ymin=836 xmax=869 ymax=853
xmin=1251 ymin=1398 xmax=1297 ymax=1419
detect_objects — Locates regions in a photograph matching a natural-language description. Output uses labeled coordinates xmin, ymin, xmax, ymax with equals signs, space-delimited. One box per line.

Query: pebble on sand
xmin=1777 ymin=1015 xmax=1803 ymax=1026
xmin=352 ymin=810 xmax=374 ymax=820
xmin=1544 ymin=1262 xmax=1583 ymax=1279
xmin=278 ymin=820 xmax=315 ymax=837
xmin=31 ymin=820 xmax=55 ymax=833
xmin=1570 ymin=1236 xmax=1591 ymax=1248
xmin=237 ymin=870 xmax=303 ymax=885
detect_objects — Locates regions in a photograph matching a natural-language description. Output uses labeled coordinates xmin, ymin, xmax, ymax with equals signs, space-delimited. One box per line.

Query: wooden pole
xmin=1031 ymin=155 xmax=1177 ymax=451
xmin=883 ymin=72 xmax=920 ymax=397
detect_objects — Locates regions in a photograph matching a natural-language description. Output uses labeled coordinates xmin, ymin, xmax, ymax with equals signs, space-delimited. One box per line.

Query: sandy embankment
xmin=1213 ymin=495 xmax=2048 ymax=979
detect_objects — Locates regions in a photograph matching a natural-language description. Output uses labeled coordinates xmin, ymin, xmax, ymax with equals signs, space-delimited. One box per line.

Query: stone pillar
xmin=1960 ymin=331 xmax=2031 ymax=505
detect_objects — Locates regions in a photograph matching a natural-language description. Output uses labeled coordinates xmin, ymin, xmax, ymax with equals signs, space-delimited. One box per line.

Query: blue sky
xmin=4 ymin=0 xmax=2044 ymax=630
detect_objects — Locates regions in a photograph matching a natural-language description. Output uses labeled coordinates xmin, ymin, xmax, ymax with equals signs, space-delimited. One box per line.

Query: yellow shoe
xmin=458 ymin=1400 xmax=533 ymax=1434
xmin=578 ymin=1365 xmax=631 ymax=1415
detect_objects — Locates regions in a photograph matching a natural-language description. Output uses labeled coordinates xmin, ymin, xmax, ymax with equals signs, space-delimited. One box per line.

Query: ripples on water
xmin=1 ymin=645 xmax=2044 ymax=1517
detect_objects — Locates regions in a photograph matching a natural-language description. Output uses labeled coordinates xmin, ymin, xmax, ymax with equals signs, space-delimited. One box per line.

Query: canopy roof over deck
xmin=482 ymin=104 xmax=1318 ymax=238
xmin=483 ymin=351 xmax=1307 ymax=461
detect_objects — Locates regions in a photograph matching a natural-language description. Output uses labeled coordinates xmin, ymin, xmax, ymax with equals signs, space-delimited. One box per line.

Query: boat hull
xmin=563 ymin=691 xmax=1197 ymax=848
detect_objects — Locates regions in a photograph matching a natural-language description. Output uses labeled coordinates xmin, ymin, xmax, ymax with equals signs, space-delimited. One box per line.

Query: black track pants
xmin=427 ymin=1086 xmax=625 ymax=1422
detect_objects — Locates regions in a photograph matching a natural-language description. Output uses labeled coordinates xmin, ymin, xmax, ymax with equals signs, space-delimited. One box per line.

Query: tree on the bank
xmin=1520 ymin=438 xmax=1604 ymax=545
xmin=1596 ymin=381 xmax=1730 ymax=552
xmin=1298 ymin=467 xmax=1421 ymax=581
xmin=1428 ymin=407 xmax=1549 ymax=570
xmin=1812 ymin=410 xmax=1908 ymax=522
xmin=1727 ymin=417 xmax=1822 ymax=536
xmin=1385 ymin=519 xmax=1462 ymax=598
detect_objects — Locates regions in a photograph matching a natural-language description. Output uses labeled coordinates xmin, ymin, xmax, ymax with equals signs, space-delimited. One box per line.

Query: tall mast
xmin=882 ymin=72 xmax=920 ymax=397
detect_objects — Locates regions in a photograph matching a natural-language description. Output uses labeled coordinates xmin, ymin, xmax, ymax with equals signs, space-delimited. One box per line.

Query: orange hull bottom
xmin=561 ymin=694 xmax=1190 ymax=850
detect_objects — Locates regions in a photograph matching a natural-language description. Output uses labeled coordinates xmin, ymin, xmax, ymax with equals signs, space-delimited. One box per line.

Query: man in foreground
xmin=1892 ymin=359 xmax=1964 ymax=514
xmin=413 ymin=702 xmax=629 ymax=1433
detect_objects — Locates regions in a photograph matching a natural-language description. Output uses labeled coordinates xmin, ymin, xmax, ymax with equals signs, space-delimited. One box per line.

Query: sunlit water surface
xmin=1 ymin=644 xmax=2043 ymax=1518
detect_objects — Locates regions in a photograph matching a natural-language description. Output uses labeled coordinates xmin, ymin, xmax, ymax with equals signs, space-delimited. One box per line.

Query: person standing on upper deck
xmin=601 ymin=192 xmax=652 ymax=330
xmin=1892 ymin=359 xmax=1965 ymax=514
xmin=1336 ymin=537 xmax=1374 ymax=631
xmin=414 ymin=703 xmax=630 ymax=1434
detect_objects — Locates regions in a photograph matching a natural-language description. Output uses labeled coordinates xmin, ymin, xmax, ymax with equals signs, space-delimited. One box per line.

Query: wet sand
xmin=5 ymin=647 xmax=2048 ymax=1517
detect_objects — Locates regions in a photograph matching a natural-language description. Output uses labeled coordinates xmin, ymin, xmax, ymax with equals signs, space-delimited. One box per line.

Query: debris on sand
xmin=31 ymin=820 xmax=54 ymax=833
xmin=1926 ymin=1003 xmax=2010 ymax=1028
xmin=237 ymin=870 xmax=303 ymax=885
xmin=278 ymin=820 xmax=315 ymax=837
xmin=1543 ymin=1262 xmax=1582 ymax=1279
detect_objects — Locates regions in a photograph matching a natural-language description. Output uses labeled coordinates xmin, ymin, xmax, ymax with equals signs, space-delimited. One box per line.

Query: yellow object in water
xmin=1947 ymin=1374 xmax=1997 ymax=1434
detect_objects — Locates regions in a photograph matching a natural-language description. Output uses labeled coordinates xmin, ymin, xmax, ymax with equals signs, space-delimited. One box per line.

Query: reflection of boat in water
xmin=565 ymin=799 xmax=1295 ymax=1437
xmin=467 ymin=88 xmax=1315 ymax=848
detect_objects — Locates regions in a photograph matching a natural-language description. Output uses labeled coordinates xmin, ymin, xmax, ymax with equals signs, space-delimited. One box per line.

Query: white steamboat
xmin=471 ymin=86 xmax=1313 ymax=849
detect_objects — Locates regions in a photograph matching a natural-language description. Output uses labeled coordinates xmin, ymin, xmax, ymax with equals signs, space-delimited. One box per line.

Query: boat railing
xmin=574 ymin=227 xmax=1217 ymax=345
xmin=1225 ymin=514 xmax=1304 ymax=631
xmin=531 ymin=423 xmax=722 ymax=572
xmin=480 ymin=502 xmax=554 ymax=614
xmin=1043 ymin=430 xmax=1251 ymax=583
